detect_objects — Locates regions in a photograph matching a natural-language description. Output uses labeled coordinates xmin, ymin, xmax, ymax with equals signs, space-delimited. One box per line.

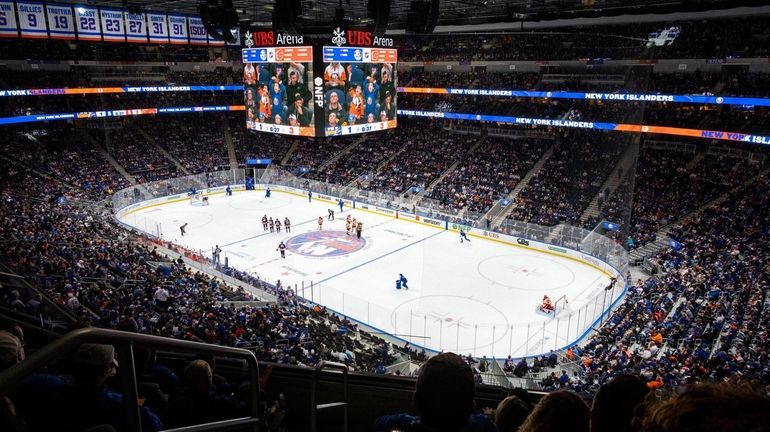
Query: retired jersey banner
xmin=124 ymin=11 xmax=146 ymax=43
xmin=100 ymin=8 xmax=125 ymax=42
xmin=147 ymin=12 xmax=168 ymax=43
xmin=45 ymin=3 xmax=75 ymax=39
xmin=0 ymin=1 xmax=19 ymax=38
xmin=16 ymin=2 xmax=47 ymax=38
xmin=188 ymin=16 xmax=207 ymax=45
xmin=74 ymin=4 xmax=101 ymax=41
xmin=167 ymin=14 xmax=188 ymax=44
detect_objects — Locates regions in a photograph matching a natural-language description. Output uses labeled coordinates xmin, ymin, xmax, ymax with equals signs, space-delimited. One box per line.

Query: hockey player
xmin=226 ymin=184 xmax=232 ymax=196
xmin=346 ymin=214 xmax=352 ymax=224
xmin=277 ymin=241 xmax=286 ymax=259
xmin=345 ymin=220 xmax=351 ymax=235
xmin=460 ymin=229 xmax=471 ymax=243
xmin=269 ymin=218 xmax=275 ymax=233
xmin=317 ymin=216 xmax=323 ymax=230
xmin=338 ymin=198 xmax=344 ymax=213
xmin=265 ymin=187 xmax=271 ymax=198
xmin=308 ymin=190 xmax=313 ymax=202
xmin=284 ymin=217 xmax=291 ymax=233
xmin=356 ymin=222 xmax=363 ymax=239
xmin=262 ymin=215 xmax=268 ymax=231
xmin=396 ymin=273 xmax=409 ymax=290
xmin=275 ymin=218 xmax=282 ymax=233
xmin=180 ymin=223 xmax=188 ymax=237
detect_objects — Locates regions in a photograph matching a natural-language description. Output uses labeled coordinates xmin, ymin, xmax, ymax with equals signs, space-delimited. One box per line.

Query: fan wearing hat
xmin=287 ymin=94 xmax=312 ymax=126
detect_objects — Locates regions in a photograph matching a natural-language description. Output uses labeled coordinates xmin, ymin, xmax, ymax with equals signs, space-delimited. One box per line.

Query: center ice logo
xmin=286 ymin=231 xmax=366 ymax=257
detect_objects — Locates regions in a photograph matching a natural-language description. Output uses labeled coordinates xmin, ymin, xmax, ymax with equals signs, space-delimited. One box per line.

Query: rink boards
xmin=116 ymin=183 xmax=627 ymax=358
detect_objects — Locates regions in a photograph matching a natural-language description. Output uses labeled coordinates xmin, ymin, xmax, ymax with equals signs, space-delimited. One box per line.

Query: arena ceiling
xmin=60 ymin=0 xmax=768 ymax=31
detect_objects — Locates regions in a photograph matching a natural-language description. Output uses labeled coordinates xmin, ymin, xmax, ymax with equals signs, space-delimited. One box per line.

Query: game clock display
xmin=242 ymin=45 xmax=398 ymax=137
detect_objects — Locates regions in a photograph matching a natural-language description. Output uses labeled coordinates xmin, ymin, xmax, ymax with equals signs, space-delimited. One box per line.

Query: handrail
xmin=0 ymin=327 xmax=262 ymax=432
xmin=311 ymin=361 xmax=349 ymax=432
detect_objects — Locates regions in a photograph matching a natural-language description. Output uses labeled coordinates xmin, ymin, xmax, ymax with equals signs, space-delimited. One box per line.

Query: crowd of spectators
xmin=562 ymin=172 xmax=770 ymax=392
xmin=104 ymin=123 xmax=180 ymax=183
xmin=0 ymin=123 xmax=129 ymax=200
xmin=508 ymin=131 xmax=627 ymax=226
xmin=0 ymin=155 xmax=408 ymax=384
xmin=399 ymin=16 xmax=770 ymax=62
xmin=594 ymin=145 xmax=763 ymax=249
xmin=304 ymin=132 xmax=405 ymax=187
xmin=0 ymin=38 xmax=236 ymax=62
xmin=427 ymin=136 xmax=549 ymax=214
xmin=366 ymin=120 xmax=474 ymax=194
xmin=147 ymin=115 xmax=231 ymax=174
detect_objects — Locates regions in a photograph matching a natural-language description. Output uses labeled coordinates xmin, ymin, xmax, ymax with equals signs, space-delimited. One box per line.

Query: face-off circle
xmin=286 ymin=230 xmax=366 ymax=257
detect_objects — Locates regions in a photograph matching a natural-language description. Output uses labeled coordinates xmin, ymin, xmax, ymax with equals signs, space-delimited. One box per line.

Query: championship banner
xmin=147 ymin=12 xmax=168 ymax=43
xmin=100 ymin=8 xmax=125 ymax=42
xmin=45 ymin=3 xmax=75 ymax=40
xmin=187 ymin=16 xmax=207 ymax=45
xmin=0 ymin=1 xmax=20 ymax=38
xmin=167 ymin=14 xmax=187 ymax=44
xmin=124 ymin=11 xmax=146 ymax=43
xmin=74 ymin=4 xmax=101 ymax=41
xmin=16 ymin=1 xmax=47 ymax=38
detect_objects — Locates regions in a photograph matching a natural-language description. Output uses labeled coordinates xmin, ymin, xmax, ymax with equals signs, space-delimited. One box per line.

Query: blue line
xmin=315 ymin=229 xmax=445 ymax=285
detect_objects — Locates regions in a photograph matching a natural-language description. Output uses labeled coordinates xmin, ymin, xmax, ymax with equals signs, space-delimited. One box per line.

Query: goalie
xmin=540 ymin=295 xmax=554 ymax=314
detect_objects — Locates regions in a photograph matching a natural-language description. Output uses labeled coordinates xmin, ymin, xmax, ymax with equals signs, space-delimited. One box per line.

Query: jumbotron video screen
xmin=241 ymin=29 xmax=397 ymax=138
xmin=242 ymin=46 xmax=315 ymax=136
xmin=321 ymin=46 xmax=398 ymax=136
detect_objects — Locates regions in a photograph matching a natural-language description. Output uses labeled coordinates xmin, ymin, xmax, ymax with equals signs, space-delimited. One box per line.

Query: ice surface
xmin=122 ymin=190 xmax=616 ymax=358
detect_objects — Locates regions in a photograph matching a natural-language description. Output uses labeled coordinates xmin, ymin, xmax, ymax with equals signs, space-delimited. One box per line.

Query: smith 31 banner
xmin=74 ymin=4 xmax=101 ymax=41
xmin=398 ymin=109 xmax=770 ymax=146
xmin=45 ymin=3 xmax=75 ymax=40
xmin=100 ymin=8 xmax=125 ymax=42
xmin=16 ymin=1 xmax=47 ymax=38
xmin=147 ymin=12 xmax=169 ymax=43
xmin=399 ymin=87 xmax=770 ymax=108
xmin=0 ymin=1 xmax=19 ymax=37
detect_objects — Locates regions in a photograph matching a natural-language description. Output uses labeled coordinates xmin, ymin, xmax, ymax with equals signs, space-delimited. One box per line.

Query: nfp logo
xmin=286 ymin=231 xmax=366 ymax=257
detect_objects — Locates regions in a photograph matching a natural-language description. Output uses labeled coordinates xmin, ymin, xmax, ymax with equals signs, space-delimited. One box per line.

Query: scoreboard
xmin=320 ymin=46 xmax=398 ymax=137
xmin=241 ymin=28 xmax=398 ymax=138
xmin=242 ymin=46 xmax=315 ymax=136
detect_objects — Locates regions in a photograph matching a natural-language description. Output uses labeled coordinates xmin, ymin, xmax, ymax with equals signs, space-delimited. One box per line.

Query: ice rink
xmin=120 ymin=189 xmax=617 ymax=358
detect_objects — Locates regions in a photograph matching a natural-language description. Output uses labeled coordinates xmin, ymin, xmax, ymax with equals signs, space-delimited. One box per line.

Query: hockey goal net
xmin=190 ymin=192 xmax=209 ymax=206
xmin=537 ymin=295 xmax=568 ymax=317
